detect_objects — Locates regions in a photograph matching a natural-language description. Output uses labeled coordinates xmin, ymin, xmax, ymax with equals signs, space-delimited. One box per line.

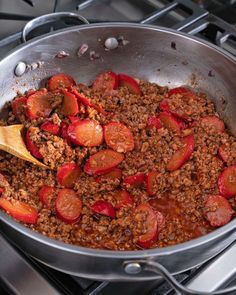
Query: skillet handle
xmin=124 ymin=260 xmax=236 ymax=295
xmin=22 ymin=12 xmax=89 ymax=42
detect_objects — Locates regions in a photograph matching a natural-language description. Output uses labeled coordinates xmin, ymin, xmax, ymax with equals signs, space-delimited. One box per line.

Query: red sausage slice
xmin=201 ymin=116 xmax=225 ymax=133
xmin=38 ymin=185 xmax=57 ymax=208
xmin=218 ymin=145 xmax=229 ymax=163
xmin=147 ymin=116 xmax=162 ymax=130
xmin=134 ymin=204 xmax=158 ymax=249
xmin=56 ymin=188 xmax=82 ymax=223
xmin=166 ymin=134 xmax=194 ymax=171
xmin=25 ymin=129 xmax=43 ymax=159
xmin=70 ymin=88 xmax=107 ymax=115
xmin=167 ymin=87 xmax=191 ymax=97
xmin=0 ymin=198 xmax=38 ymax=224
xmin=158 ymin=112 xmax=184 ymax=133
xmin=68 ymin=116 xmax=80 ymax=123
xmin=159 ymin=99 xmax=188 ymax=120
xmin=40 ymin=121 xmax=60 ymax=135
xmin=57 ymin=163 xmax=81 ymax=188
xmin=205 ymin=195 xmax=234 ymax=227
xmin=11 ymin=96 xmax=27 ymax=120
xmin=60 ymin=121 xmax=73 ymax=145
xmin=90 ymin=200 xmax=116 ymax=218
xmin=156 ymin=210 xmax=165 ymax=230
xmin=114 ymin=190 xmax=133 ymax=209
xmin=48 ymin=74 xmax=75 ymax=91
xmin=70 ymin=89 xmax=91 ymax=107
xmin=146 ymin=171 xmax=159 ymax=196
xmin=67 ymin=120 xmax=103 ymax=147
xmin=123 ymin=173 xmax=146 ymax=188
xmin=92 ymin=71 xmax=118 ymax=91
xmin=104 ymin=122 xmax=134 ymax=153
xmin=26 ymin=90 xmax=52 ymax=120
xmin=218 ymin=165 xmax=236 ymax=198
xmin=62 ymin=90 xmax=79 ymax=116
xmin=84 ymin=149 xmax=124 ymax=176
xmin=159 ymin=99 xmax=171 ymax=113
xmin=118 ymin=74 xmax=141 ymax=95
xmin=95 ymin=168 xmax=122 ymax=183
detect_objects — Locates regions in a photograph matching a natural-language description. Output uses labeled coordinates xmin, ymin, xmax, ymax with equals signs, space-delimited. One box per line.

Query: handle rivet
xmin=14 ymin=62 xmax=26 ymax=77
xmin=124 ymin=263 xmax=142 ymax=274
xmin=104 ymin=37 xmax=118 ymax=50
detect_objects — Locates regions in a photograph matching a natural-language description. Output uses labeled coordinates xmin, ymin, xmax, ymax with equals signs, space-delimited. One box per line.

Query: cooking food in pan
xmin=0 ymin=71 xmax=235 ymax=250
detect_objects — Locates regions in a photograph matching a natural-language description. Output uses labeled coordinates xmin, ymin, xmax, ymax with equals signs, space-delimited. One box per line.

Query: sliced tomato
xmin=166 ymin=134 xmax=194 ymax=171
xmin=0 ymin=198 xmax=38 ymax=224
xmin=11 ymin=96 xmax=27 ymax=120
xmin=56 ymin=188 xmax=82 ymax=223
xmin=218 ymin=165 xmax=236 ymax=198
xmin=57 ymin=163 xmax=81 ymax=188
xmin=92 ymin=71 xmax=118 ymax=91
xmin=84 ymin=149 xmax=124 ymax=175
xmin=104 ymin=122 xmax=134 ymax=153
xmin=95 ymin=168 xmax=122 ymax=183
xmin=205 ymin=195 xmax=234 ymax=227
xmin=167 ymin=87 xmax=191 ymax=97
xmin=118 ymin=74 xmax=141 ymax=95
xmin=48 ymin=74 xmax=75 ymax=91
xmin=158 ymin=112 xmax=184 ymax=133
xmin=146 ymin=171 xmax=159 ymax=196
xmin=114 ymin=190 xmax=133 ymax=209
xmin=147 ymin=116 xmax=162 ymax=130
xmin=90 ymin=200 xmax=116 ymax=218
xmin=218 ymin=145 xmax=229 ymax=163
xmin=38 ymin=185 xmax=57 ymax=208
xmin=201 ymin=116 xmax=225 ymax=133
xmin=134 ymin=204 xmax=158 ymax=249
xmin=61 ymin=90 xmax=79 ymax=116
xmin=25 ymin=129 xmax=43 ymax=159
xmin=123 ymin=173 xmax=146 ymax=188
xmin=26 ymin=90 xmax=52 ymax=120
xmin=40 ymin=121 xmax=60 ymax=135
xmin=67 ymin=120 xmax=103 ymax=147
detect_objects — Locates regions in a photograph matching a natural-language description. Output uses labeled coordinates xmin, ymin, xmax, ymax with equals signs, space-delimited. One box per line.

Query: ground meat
xmin=0 ymin=74 xmax=235 ymax=251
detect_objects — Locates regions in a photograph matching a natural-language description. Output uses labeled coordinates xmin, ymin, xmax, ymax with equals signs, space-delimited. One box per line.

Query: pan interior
xmin=0 ymin=24 xmax=236 ymax=259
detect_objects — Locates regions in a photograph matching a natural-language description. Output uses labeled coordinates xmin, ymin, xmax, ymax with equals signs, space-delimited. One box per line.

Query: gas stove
xmin=0 ymin=1 xmax=236 ymax=294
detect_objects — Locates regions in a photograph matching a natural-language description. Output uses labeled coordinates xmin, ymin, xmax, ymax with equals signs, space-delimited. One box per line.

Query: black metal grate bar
xmin=140 ymin=2 xmax=179 ymax=24
xmin=182 ymin=14 xmax=236 ymax=55
xmin=22 ymin=0 xmax=34 ymax=7
xmin=0 ymin=12 xmax=33 ymax=21
xmin=140 ymin=0 xmax=208 ymax=30
xmin=77 ymin=0 xmax=99 ymax=10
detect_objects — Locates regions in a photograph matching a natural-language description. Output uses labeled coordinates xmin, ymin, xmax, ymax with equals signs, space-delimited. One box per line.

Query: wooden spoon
xmin=0 ymin=124 xmax=48 ymax=169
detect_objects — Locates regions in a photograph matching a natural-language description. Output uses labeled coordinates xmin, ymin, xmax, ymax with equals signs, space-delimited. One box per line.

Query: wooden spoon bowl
xmin=0 ymin=124 xmax=48 ymax=169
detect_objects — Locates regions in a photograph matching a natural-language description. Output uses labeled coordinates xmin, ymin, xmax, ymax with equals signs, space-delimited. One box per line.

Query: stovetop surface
xmin=0 ymin=1 xmax=236 ymax=295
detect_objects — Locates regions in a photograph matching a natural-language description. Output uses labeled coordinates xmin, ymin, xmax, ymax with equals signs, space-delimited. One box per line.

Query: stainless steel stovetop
xmin=0 ymin=1 xmax=236 ymax=294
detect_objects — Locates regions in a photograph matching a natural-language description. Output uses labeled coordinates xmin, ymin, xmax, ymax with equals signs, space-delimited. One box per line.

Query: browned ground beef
xmin=0 ymin=76 xmax=236 ymax=251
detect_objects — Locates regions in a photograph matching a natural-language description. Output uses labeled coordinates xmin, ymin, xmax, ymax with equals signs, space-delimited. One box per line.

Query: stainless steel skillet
xmin=0 ymin=12 xmax=236 ymax=295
